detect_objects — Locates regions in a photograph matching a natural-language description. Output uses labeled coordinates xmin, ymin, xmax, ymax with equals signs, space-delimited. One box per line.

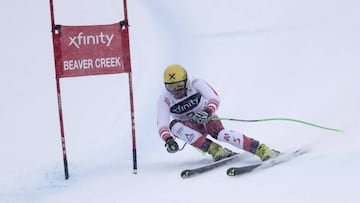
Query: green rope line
xmin=210 ymin=117 xmax=344 ymax=133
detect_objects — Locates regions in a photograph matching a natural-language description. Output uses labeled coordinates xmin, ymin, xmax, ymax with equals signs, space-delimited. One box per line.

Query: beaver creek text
xmin=63 ymin=57 xmax=122 ymax=70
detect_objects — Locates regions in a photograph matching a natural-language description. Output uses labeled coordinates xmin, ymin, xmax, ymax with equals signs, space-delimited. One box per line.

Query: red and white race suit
xmin=157 ymin=77 xmax=254 ymax=151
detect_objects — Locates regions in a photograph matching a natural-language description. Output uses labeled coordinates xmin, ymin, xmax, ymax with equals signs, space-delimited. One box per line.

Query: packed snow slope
xmin=0 ymin=0 xmax=359 ymax=203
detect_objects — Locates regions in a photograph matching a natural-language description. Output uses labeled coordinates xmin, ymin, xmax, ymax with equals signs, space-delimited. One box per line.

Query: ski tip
xmin=181 ymin=170 xmax=190 ymax=179
xmin=226 ymin=168 xmax=236 ymax=176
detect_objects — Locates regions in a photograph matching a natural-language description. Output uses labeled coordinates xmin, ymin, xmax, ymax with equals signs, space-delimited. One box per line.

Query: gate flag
xmin=53 ymin=22 xmax=131 ymax=78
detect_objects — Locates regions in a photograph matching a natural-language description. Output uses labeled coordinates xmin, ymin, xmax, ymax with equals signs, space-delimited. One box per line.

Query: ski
xmin=180 ymin=153 xmax=246 ymax=179
xmin=226 ymin=149 xmax=307 ymax=176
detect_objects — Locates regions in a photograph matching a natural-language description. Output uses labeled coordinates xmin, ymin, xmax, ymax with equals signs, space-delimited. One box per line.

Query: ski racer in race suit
xmin=157 ymin=64 xmax=279 ymax=161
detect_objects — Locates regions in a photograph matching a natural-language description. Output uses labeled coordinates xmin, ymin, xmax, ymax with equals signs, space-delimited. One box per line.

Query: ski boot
xmin=255 ymin=144 xmax=280 ymax=161
xmin=208 ymin=142 xmax=234 ymax=161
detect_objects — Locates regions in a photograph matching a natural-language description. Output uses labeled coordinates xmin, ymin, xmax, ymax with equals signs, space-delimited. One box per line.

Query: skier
xmin=157 ymin=64 xmax=279 ymax=162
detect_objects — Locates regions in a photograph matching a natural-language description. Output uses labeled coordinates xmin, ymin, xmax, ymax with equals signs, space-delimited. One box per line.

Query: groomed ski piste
xmin=1 ymin=1 xmax=359 ymax=203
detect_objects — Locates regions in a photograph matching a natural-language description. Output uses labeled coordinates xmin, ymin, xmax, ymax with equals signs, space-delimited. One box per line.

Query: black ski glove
xmin=165 ymin=137 xmax=179 ymax=153
xmin=193 ymin=108 xmax=212 ymax=124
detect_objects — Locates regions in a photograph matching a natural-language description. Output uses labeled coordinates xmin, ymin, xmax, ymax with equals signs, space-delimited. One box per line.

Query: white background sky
xmin=0 ymin=0 xmax=359 ymax=202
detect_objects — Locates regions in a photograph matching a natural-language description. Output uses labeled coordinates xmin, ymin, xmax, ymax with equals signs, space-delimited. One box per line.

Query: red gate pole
xmin=123 ymin=0 xmax=138 ymax=174
xmin=49 ymin=0 xmax=70 ymax=179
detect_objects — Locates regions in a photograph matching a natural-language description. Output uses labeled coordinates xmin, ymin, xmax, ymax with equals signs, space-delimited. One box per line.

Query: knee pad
xmin=217 ymin=129 xmax=245 ymax=149
xmin=170 ymin=122 xmax=203 ymax=144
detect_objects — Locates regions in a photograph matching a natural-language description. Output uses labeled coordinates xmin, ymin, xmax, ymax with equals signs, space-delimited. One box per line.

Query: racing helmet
xmin=163 ymin=64 xmax=188 ymax=99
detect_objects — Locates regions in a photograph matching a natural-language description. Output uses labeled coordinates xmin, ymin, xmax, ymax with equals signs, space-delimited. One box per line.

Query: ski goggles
xmin=165 ymin=80 xmax=187 ymax=92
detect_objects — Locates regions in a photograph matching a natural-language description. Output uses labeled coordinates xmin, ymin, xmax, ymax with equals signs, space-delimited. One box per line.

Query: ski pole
xmin=178 ymin=143 xmax=187 ymax=151
xmin=209 ymin=117 xmax=344 ymax=133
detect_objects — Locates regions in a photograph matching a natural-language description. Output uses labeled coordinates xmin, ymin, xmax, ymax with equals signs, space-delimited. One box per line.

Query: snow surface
xmin=1 ymin=0 xmax=359 ymax=202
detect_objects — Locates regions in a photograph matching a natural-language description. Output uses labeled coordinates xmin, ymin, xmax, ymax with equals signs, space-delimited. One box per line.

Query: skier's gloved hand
xmin=193 ymin=108 xmax=212 ymax=124
xmin=165 ymin=137 xmax=179 ymax=153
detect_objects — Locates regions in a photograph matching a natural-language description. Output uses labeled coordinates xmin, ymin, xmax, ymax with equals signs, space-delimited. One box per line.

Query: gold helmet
xmin=164 ymin=64 xmax=187 ymax=83
xmin=163 ymin=64 xmax=188 ymax=99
